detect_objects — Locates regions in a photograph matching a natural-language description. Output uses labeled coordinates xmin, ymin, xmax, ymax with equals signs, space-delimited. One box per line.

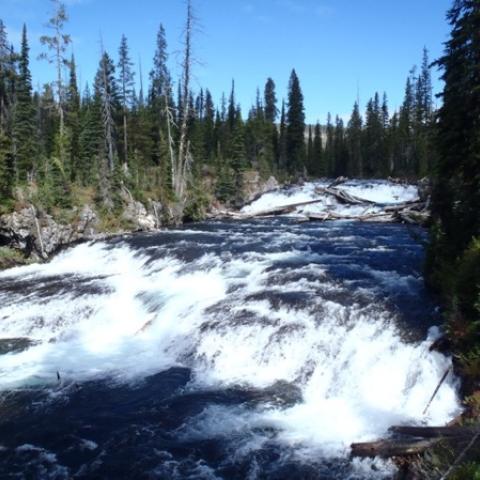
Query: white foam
xmin=0 ymin=226 xmax=461 ymax=468
xmin=242 ymin=179 xmax=419 ymax=217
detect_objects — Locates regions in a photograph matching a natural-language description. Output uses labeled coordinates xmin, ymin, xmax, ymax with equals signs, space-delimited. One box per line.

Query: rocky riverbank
xmin=0 ymin=173 xmax=280 ymax=270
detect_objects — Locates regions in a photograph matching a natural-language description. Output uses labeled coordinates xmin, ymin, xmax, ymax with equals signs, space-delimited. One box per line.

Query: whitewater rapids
xmin=0 ymin=181 xmax=461 ymax=479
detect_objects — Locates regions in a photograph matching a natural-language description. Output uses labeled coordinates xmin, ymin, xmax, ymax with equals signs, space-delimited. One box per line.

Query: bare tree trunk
xmin=100 ymin=50 xmax=115 ymax=173
xmin=175 ymin=0 xmax=193 ymax=202
xmin=164 ymin=92 xmax=176 ymax=186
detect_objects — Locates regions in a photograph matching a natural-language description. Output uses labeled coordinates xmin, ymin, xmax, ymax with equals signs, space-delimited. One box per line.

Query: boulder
xmin=122 ymin=199 xmax=157 ymax=231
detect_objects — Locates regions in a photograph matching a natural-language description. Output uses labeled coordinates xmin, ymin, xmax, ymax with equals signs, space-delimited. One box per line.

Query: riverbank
xmin=0 ymin=172 xmax=281 ymax=270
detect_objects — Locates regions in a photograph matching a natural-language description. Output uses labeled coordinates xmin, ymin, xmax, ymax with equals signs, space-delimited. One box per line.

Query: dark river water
xmin=0 ymin=218 xmax=461 ymax=479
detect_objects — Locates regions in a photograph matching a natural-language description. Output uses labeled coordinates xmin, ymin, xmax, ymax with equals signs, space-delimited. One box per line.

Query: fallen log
xmin=307 ymin=212 xmax=395 ymax=223
xmin=242 ymin=198 xmax=329 ymax=218
xmin=383 ymin=201 xmax=425 ymax=212
xmin=351 ymin=438 xmax=442 ymax=458
xmin=315 ymin=187 xmax=376 ymax=205
xmin=389 ymin=425 xmax=480 ymax=439
xmin=328 ymin=176 xmax=349 ymax=188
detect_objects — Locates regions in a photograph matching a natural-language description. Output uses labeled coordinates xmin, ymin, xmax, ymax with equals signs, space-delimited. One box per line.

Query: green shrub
xmin=450 ymin=462 xmax=480 ymax=480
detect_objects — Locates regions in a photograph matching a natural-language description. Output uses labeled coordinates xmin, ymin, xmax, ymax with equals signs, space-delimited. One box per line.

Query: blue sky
xmin=1 ymin=0 xmax=452 ymax=123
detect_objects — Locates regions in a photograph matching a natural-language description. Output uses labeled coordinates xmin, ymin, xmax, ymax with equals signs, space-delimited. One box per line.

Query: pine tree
xmin=94 ymin=50 xmax=120 ymax=208
xmin=149 ymin=24 xmax=171 ymax=102
xmin=13 ymin=24 xmax=36 ymax=182
xmin=286 ymin=69 xmax=306 ymax=175
xmin=117 ymin=34 xmax=135 ymax=171
xmin=324 ymin=113 xmax=334 ymax=176
xmin=78 ymin=84 xmax=100 ymax=185
xmin=0 ymin=20 xmax=14 ymax=199
xmin=264 ymin=77 xmax=277 ymax=123
xmin=203 ymin=89 xmax=215 ymax=161
xmin=347 ymin=101 xmax=363 ymax=177
xmin=227 ymin=80 xmax=236 ymax=132
xmin=278 ymin=100 xmax=287 ymax=171
xmin=311 ymin=122 xmax=324 ymax=177
xmin=333 ymin=116 xmax=347 ymax=176
xmin=66 ymin=54 xmax=80 ymax=182
xmin=398 ymin=74 xmax=415 ymax=174
xmin=431 ymin=0 xmax=480 ymax=278
xmin=414 ymin=48 xmax=433 ymax=176
xmin=306 ymin=125 xmax=313 ymax=174
xmin=363 ymin=94 xmax=383 ymax=176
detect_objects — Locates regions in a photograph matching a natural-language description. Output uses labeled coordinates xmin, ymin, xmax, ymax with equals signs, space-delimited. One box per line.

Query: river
xmin=0 ymin=181 xmax=462 ymax=479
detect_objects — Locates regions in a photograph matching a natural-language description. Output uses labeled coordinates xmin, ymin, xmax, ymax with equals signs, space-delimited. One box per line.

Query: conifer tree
xmin=78 ymin=84 xmax=100 ymax=185
xmin=227 ymin=80 xmax=236 ymax=132
xmin=347 ymin=101 xmax=363 ymax=177
xmin=286 ymin=69 xmax=306 ymax=175
xmin=324 ymin=113 xmax=334 ymax=176
xmin=94 ymin=49 xmax=119 ymax=209
xmin=311 ymin=122 xmax=324 ymax=177
xmin=306 ymin=125 xmax=313 ymax=173
xmin=117 ymin=34 xmax=135 ymax=171
xmin=66 ymin=54 xmax=80 ymax=181
xmin=334 ymin=116 xmax=347 ymax=176
xmin=13 ymin=24 xmax=36 ymax=182
xmin=264 ymin=78 xmax=277 ymax=123
xmin=431 ymin=0 xmax=480 ymax=279
xmin=150 ymin=24 xmax=171 ymax=102
xmin=278 ymin=100 xmax=287 ymax=171
xmin=203 ymin=89 xmax=215 ymax=161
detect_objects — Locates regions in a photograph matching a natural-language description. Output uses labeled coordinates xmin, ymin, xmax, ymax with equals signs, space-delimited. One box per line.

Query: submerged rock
xmin=0 ymin=338 xmax=39 ymax=355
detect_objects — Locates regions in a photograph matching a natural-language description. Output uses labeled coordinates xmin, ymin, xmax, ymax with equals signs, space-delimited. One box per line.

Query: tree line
xmin=428 ymin=0 xmax=480 ymax=365
xmin=0 ymin=0 xmax=436 ymax=217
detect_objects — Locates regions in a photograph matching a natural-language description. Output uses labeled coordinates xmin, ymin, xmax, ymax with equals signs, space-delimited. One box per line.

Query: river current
xmin=0 ymin=182 xmax=462 ymax=479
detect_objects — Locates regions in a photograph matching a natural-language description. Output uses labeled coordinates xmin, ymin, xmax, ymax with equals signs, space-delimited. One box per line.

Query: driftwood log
xmin=389 ymin=425 xmax=480 ymax=439
xmin=351 ymin=438 xmax=442 ymax=458
xmin=351 ymin=424 xmax=480 ymax=459
xmin=220 ymin=184 xmax=430 ymax=225
xmin=314 ymin=186 xmax=376 ymax=205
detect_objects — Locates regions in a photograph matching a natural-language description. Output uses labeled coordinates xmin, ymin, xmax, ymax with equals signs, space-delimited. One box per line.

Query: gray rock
xmin=122 ymin=200 xmax=157 ymax=231
xmin=0 ymin=204 xmax=100 ymax=260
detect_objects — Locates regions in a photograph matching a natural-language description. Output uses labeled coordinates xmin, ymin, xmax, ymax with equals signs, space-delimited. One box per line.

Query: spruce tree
xmin=431 ymin=0 xmax=480 ymax=278
xmin=306 ymin=125 xmax=313 ymax=174
xmin=66 ymin=54 xmax=80 ymax=182
xmin=13 ymin=24 xmax=36 ymax=182
xmin=150 ymin=24 xmax=171 ymax=101
xmin=347 ymin=101 xmax=363 ymax=177
xmin=286 ymin=69 xmax=306 ymax=175
xmin=203 ymin=89 xmax=215 ymax=161
xmin=311 ymin=122 xmax=324 ymax=177
xmin=324 ymin=113 xmax=335 ymax=176
xmin=227 ymin=80 xmax=236 ymax=132
xmin=333 ymin=116 xmax=347 ymax=176
xmin=264 ymin=77 xmax=277 ymax=123
xmin=278 ymin=100 xmax=287 ymax=171
xmin=117 ymin=34 xmax=135 ymax=170
xmin=78 ymin=84 xmax=100 ymax=185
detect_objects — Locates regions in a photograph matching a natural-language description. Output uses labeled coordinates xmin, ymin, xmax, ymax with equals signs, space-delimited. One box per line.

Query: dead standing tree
xmin=174 ymin=0 xmax=194 ymax=204
xmin=39 ymin=0 xmax=71 ymax=158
